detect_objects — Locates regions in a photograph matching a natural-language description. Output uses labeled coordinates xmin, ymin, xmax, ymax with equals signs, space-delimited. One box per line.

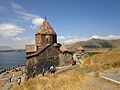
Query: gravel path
xmin=1 ymin=74 xmax=26 ymax=90
xmin=88 ymin=71 xmax=120 ymax=84
xmin=100 ymin=72 xmax=120 ymax=82
xmin=81 ymin=76 xmax=120 ymax=90
xmin=1 ymin=82 xmax=16 ymax=90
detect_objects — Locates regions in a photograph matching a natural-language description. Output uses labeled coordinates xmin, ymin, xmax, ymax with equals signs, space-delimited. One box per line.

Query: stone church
xmin=25 ymin=19 xmax=72 ymax=78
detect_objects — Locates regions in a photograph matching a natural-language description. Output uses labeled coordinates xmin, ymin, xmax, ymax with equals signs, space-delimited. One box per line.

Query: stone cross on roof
xmin=44 ymin=16 xmax=47 ymax=20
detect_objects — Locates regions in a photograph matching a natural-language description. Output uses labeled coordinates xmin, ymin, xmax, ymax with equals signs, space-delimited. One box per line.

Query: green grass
xmin=88 ymin=52 xmax=99 ymax=56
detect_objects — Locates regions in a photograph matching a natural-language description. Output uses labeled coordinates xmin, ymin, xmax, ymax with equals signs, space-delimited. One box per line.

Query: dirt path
xmin=56 ymin=65 xmax=120 ymax=90
xmin=88 ymin=71 xmax=120 ymax=84
xmin=1 ymin=74 xmax=26 ymax=90
xmin=56 ymin=64 xmax=80 ymax=75
xmin=0 ymin=66 xmax=26 ymax=90
xmin=1 ymin=82 xmax=16 ymax=90
xmin=56 ymin=66 xmax=120 ymax=90
xmin=100 ymin=72 xmax=120 ymax=83
xmin=81 ymin=76 xmax=120 ymax=90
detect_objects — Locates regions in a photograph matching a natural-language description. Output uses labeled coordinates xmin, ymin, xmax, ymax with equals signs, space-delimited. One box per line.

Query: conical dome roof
xmin=36 ymin=20 xmax=56 ymax=35
xmin=77 ymin=46 xmax=84 ymax=51
xmin=60 ymin=44 xmax=68 ymax=52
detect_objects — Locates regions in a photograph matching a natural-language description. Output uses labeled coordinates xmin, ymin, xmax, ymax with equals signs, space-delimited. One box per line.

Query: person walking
xmin=8 ymin=75 xmax=12 ymax=83
xmin=11 ymin=74 xmax=15 ymax=82
xmin=18 ymin=77 xmax=21 ymax=85
xmin=32 ymin=67 xmax=36 ymax=78
xmin=42 ymin=68 xmax=45 ymax=76
xmin=50 ymin=65 xmax=56 ymax=75
xmin=50 ymin=65 xmax=53 ymax=73
xmin=32 ymin=70 xmax=36 ymax=78
xmin=71 ymin=57 xmax=76 ymax=65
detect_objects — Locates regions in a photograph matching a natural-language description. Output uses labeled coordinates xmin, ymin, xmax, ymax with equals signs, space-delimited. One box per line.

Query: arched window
xmin=45 ymin=35 xmax=50 ymax=44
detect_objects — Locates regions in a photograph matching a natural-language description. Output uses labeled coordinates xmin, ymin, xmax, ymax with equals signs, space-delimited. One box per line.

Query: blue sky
xmin=0 ymin=0 xmax=120 ymax=49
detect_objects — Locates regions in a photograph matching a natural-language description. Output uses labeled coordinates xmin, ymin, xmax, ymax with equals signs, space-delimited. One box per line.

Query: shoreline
xmin=0 ymin=65 xmax=26 ymax=75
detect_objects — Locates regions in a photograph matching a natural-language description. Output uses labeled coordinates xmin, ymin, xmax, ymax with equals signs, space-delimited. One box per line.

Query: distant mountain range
xmin=0 ymin=46 xmax=13 ymax=50
xmin=0 ymin=46 xmax=25 ymax=52
xmin=1 ymin=38 xmax=120 ymax=52
xmin=66 ymin=38 xmax=120 ymax=52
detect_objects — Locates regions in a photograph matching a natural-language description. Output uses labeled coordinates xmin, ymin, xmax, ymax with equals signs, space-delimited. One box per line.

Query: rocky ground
xmin=0 ymin=66 xmax=26 ymax=90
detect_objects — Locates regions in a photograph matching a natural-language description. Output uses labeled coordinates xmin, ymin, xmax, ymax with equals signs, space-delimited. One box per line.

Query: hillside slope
xmin=13 ymin=68 xmax=86 ymax=90
xmin=83 ymin=52 xmax=120 ymax=71
xmin=66 ymin=38 xmax=120 ymax=51
xmin=0 ymin=46 xmax=13 ymax=50
xmin=12 ymin=63 xmax=120 ymax=90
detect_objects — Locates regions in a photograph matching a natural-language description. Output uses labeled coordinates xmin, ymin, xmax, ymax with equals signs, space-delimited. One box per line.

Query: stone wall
xmin=59 ymin=51 xmax=73 ymax=66
xmin=26 ymin=56 xmax=37 ymax=78
xmin=35 ymin=34 xmax=57 ymax=47
xmin=26 ymin=46 xmax=60 ymax=78
xmin=26 ymin=46 xmax=73 ymax=78
xmin=73 ymin=50 xmax=89 ymax=64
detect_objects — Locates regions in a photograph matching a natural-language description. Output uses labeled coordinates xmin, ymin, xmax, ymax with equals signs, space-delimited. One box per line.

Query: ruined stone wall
xmin=73 ymin=50 xmax=89 ymax=64
xmin=59 ymin=51 xmax=73 ymax=66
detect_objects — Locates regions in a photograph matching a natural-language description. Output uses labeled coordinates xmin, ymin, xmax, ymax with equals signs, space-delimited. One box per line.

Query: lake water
xmin=0 ymin=52 xmax=26 ymax=70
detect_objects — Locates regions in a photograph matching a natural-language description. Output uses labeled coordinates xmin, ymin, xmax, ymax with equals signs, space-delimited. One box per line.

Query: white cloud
xmin=58 ymin=35 xmax=120 ymax=44
xmin=0 ymin=24 xmax=25 ymax=37
xmin=11 ymin=2 xmax=23 ymax=9
xmin=32 ymin=18 xmax=44 ymax=25
xmin=12 ymin=37 xmax=35 ymax=44
xmin=58 ymin=36 xmax=66 ymax=40
xmin=11 ymin=2 xmax=39 ymax=20
xmin=64 ymin=39 xmax=76 ymax=43
xmin=12 ymin=37 xmax=29 ymax=41
xmin=64 ymin=36 xmax=87 ymax=44
xmin=89 ymin=35 xmax=120 ymax=40
xmin=14 ymin=10 xmax=40 ymax=20
xmin=11 ymin=2 xmax=44 ymax=29
xmin=90 ymin=35 xmax=104 ymax=39
xmin=14 ymin=10 xmax=44 ymax=29
xmin=13 ymin=10 xmax=44 ymax=29
xmin=58 ymin=35 xmax=88 ymax=44
xmin=31 ymin=18 xmax=45 ymax=29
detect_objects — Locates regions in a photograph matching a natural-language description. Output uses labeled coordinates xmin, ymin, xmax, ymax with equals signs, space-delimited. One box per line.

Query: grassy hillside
xmin=12 ymin=63 xmax=120 ymax=90
xmin=13 ymin=70 xmax=86 ymax=90
xmin=11 ymin=51 xmax=120 ymax=90
xmin=83 ymin=52 xmax=120 ymax=71
xmin=66 ymin=38 xmax=120 ymax=52
xmin=110 ymin=39 xmax=120 ymax=48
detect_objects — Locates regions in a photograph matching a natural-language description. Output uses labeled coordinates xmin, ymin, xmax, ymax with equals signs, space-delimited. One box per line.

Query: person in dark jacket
xmin=50 ymin=65 xmax=56 ymax=74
